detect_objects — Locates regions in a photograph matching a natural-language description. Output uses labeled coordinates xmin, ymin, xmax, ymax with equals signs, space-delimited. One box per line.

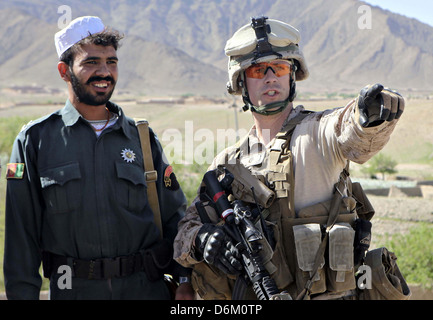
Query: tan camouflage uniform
xmin=174 ymin=99 xmax=398 ymax=268
xmin=173 ymin=16 xmax=404 ymax=300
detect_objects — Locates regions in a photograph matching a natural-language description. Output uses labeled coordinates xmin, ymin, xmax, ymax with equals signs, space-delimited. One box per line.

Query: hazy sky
xmin=363 ymin=0 xmax=433 ymax=27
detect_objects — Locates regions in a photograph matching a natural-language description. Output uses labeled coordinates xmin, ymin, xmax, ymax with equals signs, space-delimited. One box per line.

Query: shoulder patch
xmin=163 ymin=165 xmax=180 ymax=191
xmin=6 ymin=163 xmax=25 ymax=179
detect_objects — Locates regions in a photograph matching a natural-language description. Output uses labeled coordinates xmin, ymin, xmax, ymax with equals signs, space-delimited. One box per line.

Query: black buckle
xmin=120 ymin=254 xmax=142 ymax=277
xmin=251 ymin=16 xmax=282 ymax=61
xmin=102 ymin=257 xmax=121 ymax=279
xmin=88 ymin=260 xmax=96 ymax=279
xmin=251 ymin=16 xmax=272 ymax=56
xmin=251 ymin=16 xmax=271 ymax=41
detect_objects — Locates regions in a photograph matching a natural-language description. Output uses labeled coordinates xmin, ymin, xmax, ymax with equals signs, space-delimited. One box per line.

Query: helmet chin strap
xmin=244 ymin=96 xmax=290 ymax=116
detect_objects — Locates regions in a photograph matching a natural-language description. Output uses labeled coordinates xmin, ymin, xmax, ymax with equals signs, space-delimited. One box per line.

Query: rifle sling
xmin=136 ymin=119 xmax=163 ymax=240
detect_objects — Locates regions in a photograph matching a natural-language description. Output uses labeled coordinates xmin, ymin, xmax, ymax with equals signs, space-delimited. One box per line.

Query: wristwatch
xmin=179 ymin=276 xmax=191 ymax=284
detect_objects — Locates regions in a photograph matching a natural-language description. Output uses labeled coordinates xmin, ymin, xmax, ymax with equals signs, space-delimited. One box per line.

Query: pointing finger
xmin=366 ymin=83 xmax=384 ymax=99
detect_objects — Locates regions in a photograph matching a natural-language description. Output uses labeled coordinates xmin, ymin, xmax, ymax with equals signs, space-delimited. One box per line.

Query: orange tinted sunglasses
xmin=245 ymin=61 xmax=292 ymax=79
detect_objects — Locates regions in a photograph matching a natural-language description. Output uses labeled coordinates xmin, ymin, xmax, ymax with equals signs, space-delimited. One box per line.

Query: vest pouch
xmin=327 ymin=223 xmax=356 ymax=292
xmin=253 ymin=219 xmax=277 ymax=274
xmin=191 ymin=261 xmax=236 ymax=300
xmin=264 ymin=219 xmax=293 ymax=289
xmin=351 ymin=182 xmax=375 ymax=220
xmin=293 ymin=223 xmax=326 ymax=295
xmin=359 ymin=247 xmax=411 ymax=300
xmin=297 ymin=197 xmax=356 ymax=218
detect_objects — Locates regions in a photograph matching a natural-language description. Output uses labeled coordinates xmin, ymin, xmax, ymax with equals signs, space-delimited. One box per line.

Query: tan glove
xmin=357 ymin=83 xmax=405 ymax=127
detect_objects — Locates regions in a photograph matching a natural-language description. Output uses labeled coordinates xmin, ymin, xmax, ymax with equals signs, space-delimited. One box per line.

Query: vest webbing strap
xmin=233 ymin=110 xmax=313 ymax=160
xmin=136 ymin=119 xmax=163 ymax=239
xmin=268 ymin=111 xmax=314 ymax=215
xmin=231 ymin=110 xmax=313 ymax=299
xmin=296 ymin=162 xmax=350 ymax=300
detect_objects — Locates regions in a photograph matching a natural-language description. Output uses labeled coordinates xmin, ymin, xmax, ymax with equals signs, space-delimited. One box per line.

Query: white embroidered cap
xmin=54 ymin=16 xmax=105 ymax=58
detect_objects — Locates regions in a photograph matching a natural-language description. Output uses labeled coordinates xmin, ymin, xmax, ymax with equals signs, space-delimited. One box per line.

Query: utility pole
xmin=229 ymin=96 xmax=240 ymax=142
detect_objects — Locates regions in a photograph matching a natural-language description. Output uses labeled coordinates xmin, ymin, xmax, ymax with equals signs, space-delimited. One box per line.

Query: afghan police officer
xmin=173 ymin=16 xmax=404 ymax=300
xmin=4 ymin=16 xmax=194 ymax=300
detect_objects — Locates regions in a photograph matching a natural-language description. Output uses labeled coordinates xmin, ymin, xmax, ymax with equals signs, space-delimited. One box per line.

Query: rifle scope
xmin=203 ymin=170 xmax=234 ymax=224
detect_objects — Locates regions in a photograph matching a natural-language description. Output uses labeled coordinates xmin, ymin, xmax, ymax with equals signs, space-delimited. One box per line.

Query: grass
xmin=383 ymin=223 xmax=433 ymax=289
xmin=171 ymin=161 xmax=208 ymax=205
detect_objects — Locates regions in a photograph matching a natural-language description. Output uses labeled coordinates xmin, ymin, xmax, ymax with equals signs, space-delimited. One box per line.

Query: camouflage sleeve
xmin=173 ymin=194 xmax=204 ymax=267
xmin=173 ymin=149 xmax=229 ymax=268
xmin=336 ymin=98 xmax=399 ymax=164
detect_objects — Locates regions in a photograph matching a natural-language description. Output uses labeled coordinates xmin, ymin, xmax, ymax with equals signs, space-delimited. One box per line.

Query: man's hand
xmin=195 ymin=224 xmax=243 ymax=275
xmin=357 ymin=83 xmax=405 ymax=127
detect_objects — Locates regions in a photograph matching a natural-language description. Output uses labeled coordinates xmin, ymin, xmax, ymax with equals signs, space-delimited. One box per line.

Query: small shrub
xmin=362 ymin=153 xmax=398 ymax=179
xmin=384 ymin=223 xmax=433 ymax=289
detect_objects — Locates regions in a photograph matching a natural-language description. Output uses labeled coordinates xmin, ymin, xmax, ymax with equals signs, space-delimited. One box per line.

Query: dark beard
xmin=70 ymin=71 xmax=115 ymax=106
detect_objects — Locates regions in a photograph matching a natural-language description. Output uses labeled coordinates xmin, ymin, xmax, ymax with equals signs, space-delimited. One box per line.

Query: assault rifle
xmin=202 ymin=167 xmax=291 ymax=300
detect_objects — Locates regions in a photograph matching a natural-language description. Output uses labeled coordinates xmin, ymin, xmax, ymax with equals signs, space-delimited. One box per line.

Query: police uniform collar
xmin=61 ymin=100 xmax=82 ymax=127
xmin=106 ymin=101 xmax=134 ymax=140
xmin=61 ymin=100 xmax=133 ymax=140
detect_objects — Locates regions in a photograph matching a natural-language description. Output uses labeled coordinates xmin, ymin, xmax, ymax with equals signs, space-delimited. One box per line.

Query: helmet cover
xmin=225 ymin=18 xmax=309 ymax=95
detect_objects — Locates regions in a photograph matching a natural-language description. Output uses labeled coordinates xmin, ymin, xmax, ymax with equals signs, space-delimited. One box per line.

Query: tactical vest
xmin=191 ymin=111 xmax=375 ymax=300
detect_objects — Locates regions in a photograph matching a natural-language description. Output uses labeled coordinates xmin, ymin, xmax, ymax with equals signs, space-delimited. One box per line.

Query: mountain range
xmin=1 ymin=0 xmax=432 ymax=96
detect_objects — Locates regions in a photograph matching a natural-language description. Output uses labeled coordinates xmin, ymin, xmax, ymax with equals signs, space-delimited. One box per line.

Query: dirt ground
xmin=367 ymin=195 xmax=433 ymax=248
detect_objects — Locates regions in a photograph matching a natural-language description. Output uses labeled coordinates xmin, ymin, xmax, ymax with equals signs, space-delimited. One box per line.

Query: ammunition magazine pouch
xmin=292 ymin=220 xmax=357 ymax=297
xmin=42 ymin=239 xmax=173 ymax=282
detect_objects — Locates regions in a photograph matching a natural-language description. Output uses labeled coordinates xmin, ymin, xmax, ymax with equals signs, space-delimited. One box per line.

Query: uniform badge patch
xmin=121 ymin=148 xmax=136 ymax=163
xmin=164 ymin=165 xmax=180 ymax=191
xmin=6 ymin=163 xmax=25 ymax=179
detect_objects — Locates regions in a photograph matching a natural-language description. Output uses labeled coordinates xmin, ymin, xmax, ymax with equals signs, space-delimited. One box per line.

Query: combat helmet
xmin=225 ymin=16 xmax=309 ymax=115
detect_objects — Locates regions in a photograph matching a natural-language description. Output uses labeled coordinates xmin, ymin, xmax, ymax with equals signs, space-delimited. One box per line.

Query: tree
xmin=362 ymin=153 xmax=398 ymax=180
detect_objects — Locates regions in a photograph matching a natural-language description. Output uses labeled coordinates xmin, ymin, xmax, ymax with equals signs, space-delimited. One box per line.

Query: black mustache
xmin=86 ymin=76 xmax=114 ymax=84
